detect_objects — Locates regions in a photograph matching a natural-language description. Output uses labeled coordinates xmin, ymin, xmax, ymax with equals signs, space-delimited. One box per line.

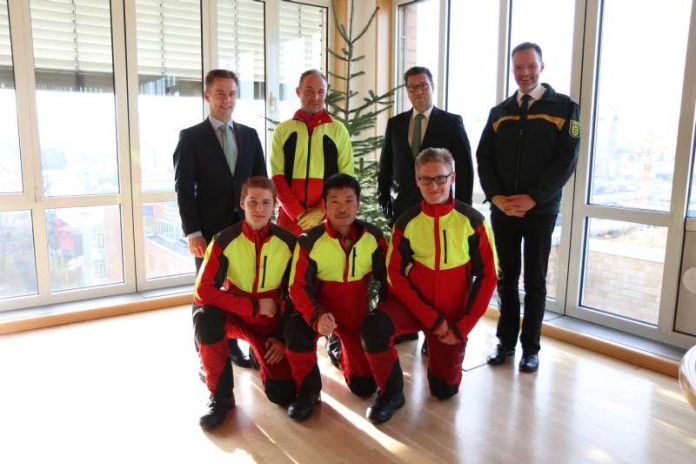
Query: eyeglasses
xmin=416 ymin=173 xmax=452 ymax=186
xmin=406 ymin=82 xmax=430 ymax=93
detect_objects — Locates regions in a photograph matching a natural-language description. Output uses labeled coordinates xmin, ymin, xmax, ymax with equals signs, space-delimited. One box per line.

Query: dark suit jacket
xmin=378 ymin=107 xmax=473 ymax=222
xmin=174 ymin=119 xmax=266 ymax=242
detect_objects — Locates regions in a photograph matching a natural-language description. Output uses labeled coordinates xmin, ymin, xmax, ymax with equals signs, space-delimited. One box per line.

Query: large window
xmin=403 ymin=0 xmax=696 ymax=345
xmin=29 ymin=0 xmax=126 ymax=297
xmin=396 ymin=0 xmax=441 ymax=112
xmin=571 ymin=0 xmax=693 ymax=329
xmin=133 ymin=0 xmax=202 ymax=282
xmin=0 ymin=0 xmax=331 ymax=311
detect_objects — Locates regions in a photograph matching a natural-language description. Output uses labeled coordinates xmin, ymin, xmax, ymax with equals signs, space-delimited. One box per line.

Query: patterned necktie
xmin=219 ymin=124 xmax=237 ymax=176
xmin=411 ymin=113 xmax=425 ymax=157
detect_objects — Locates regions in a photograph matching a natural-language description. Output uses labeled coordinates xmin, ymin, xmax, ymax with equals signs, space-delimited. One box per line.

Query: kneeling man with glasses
xmin=362 ymin=148 xmax=498 ymax=424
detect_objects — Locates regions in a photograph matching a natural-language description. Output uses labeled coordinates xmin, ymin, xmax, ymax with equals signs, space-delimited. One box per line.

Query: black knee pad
xmin=361 ymin=311 xmax=394 ymax=353
xmin=348 ymin=375 xmax=377 ymax=398
xmin=428 ymin=373 xmax=459 ymax=400
xmin=284 ymin=312 xmax=317 ymax=352
xmin=264 ymin=379 xmax=297 ymax=407
xmin=193 ymin=306 xmax=226 ymax=345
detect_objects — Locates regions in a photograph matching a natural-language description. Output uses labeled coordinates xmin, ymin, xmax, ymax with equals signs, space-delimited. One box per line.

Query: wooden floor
xmin=1 ymin=306 xmax=694 ymax=464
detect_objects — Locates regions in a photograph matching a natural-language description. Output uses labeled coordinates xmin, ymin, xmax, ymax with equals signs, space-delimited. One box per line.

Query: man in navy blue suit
xmin=174 ymin=69 xmax=267 ymax=368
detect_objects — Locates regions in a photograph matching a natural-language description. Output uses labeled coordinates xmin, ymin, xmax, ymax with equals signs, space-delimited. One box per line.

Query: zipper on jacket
xmin=261 ymin=255 xmax=268 ymax=288
xmin=303 ymin=128 xmax=312 ymax=208
xmin=351 ymin=247 xmax=357 ymax=277
xmin=442 ymin=229 xmax=448 ymax=264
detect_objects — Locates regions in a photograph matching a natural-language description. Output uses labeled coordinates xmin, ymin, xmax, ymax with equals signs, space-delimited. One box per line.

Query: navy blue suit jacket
xmin=174 ymin=119 xmax=266 ymax=242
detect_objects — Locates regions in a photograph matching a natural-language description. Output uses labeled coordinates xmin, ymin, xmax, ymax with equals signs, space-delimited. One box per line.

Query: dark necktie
xmin=520 ymin=94 xmax=531 ymax=121
xmin=519 ymin=94 xmax=531 ymax=136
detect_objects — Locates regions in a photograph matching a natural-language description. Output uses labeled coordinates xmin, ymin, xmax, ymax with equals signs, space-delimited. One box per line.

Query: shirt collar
xmin=516 ymin=85 xmax=546 ymax=105
xmin=412 ymin=105 xmax=434 ymax=120
xmin=208 ymin=115 xmax=234 ymax=131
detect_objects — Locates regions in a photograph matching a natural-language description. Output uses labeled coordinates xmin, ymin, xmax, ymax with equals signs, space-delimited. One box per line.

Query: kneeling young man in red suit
xmin=284 ymin=173 xmax=388 ymax=421
xmin=193 ymin=177 xmax=297 ymax=430
xmin=362 ymin=148 xmax=498 ymax=424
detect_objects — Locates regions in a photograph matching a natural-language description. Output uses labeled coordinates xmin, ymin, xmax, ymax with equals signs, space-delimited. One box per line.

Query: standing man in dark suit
xmin=174 ymin=69 xmax=267 ymax=368
xmin=378 ymin=66 xmax=474 ymax=351
xmin=477 ymin=43 xmax=580 ymax=373
xmin=378 ymin=66 xmax=474 ymax=223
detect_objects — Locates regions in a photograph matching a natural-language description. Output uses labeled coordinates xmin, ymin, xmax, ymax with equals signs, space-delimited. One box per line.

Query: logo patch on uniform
xmin=569 ymin=120 xmax=581 ymax=138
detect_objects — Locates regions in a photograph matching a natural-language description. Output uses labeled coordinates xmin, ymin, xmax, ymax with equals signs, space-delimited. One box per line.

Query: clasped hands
xmin=492 ymin=194 xmax=536 ymax=217
xmin=433 ymin=320 xmax=459 ymax=345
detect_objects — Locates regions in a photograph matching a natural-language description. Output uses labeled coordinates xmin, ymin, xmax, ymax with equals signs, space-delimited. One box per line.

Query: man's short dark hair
xmin=322 ymin=173 xmax=361 ymax=203
xmin=511 ymin=42 xmax=543 ymax=61
xmin=404 ymin=66 xmax=433 ymax=86
xmin=298 ymin=69 xmax=327 ymax=87
xmin=205 ymin=69 xmax=239 ymax=90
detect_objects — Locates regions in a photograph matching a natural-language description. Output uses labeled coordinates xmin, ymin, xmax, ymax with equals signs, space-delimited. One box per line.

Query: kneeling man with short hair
xmin=194 ymin=176 xmax=296 ymax=430
xmin=362 ymin=148 xmax=498 ymax=424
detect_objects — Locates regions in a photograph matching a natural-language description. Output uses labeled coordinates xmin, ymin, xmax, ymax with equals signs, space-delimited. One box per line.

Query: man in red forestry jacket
xmin=284 ymin=173 xmax=387 ymax=421
xmin=361 ymin=148 xmax=498 ymax=424
xmin=193 ymin=177 xmax=296 ymax=431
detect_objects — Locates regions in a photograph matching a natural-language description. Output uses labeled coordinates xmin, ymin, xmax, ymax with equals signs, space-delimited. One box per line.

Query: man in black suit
xmin=378 ymin=66 xmax=473 ymax=222
xmin=174 ymin=69 xmax=267 ymax=368
xmin=378 ymin=66 xmax=474 ymax=352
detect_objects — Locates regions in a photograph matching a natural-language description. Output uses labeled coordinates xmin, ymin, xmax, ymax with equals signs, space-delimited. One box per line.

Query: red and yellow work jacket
xmin=194 ymin=221 xmax=296 ymax=332
xmin=289 ymin=220 xmax=387 ymax=331
xmin=387 ymin=198 xmax=498 ymax=341
xmin=270 ymin=110 xmax=354 ymax=235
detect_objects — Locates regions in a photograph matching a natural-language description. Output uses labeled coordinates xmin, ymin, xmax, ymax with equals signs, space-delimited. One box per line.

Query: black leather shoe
xmin=421 ymin=341 xmax=428 ymax=356
xmin=326 ymin=333 xmax=342 ymax=370
xmin=287 ymin=393 xmax=321 ymax=421
xmin=487 ymin=345 xmax=515 ymax=365
xmin=519 ymin=353 xmax=539 ymax=373
xmin=229 ymin=341 xmax=253 ymax=369
xmin=366 ymin=392 xmax=405 ymax=424
xmin=199 ymin=394 xmax=235 ymax=430
xmin=394 ymin=332 xmax=419 ymax=344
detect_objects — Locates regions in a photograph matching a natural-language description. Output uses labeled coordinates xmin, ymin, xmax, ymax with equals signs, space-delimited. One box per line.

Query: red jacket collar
xmin=420 ymin=196 xmax=455 ymax=217
xmin=324 ymin=220 xmax=361 ymax=241
xmin=293 ymin=109 xmax=333 ymax=133
xmin=241 ymin=221 xmax=272 ymax=243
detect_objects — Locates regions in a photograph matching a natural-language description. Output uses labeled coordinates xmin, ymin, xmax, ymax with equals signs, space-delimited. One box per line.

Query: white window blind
xmin=135 ymin=0 xmax=201 ymax=85
xmin=0 ymin=0 xmax=13 ymax=86
xmin=218 ymin=0 xmax=264 ymax=90
xmin=278 ymin=0 xmax=326 ymax=97
xmin=30 ymin=0 xmax=114 ymax=90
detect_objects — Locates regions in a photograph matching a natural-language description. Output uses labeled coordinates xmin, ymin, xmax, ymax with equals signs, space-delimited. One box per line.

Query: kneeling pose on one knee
xmin=284 ymin=173 xmax=387 ymax=421
xmin=194 ymin=177 xmax=297 ymax=430
xmin=362 ymin=148 xmax=498 ymax=424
